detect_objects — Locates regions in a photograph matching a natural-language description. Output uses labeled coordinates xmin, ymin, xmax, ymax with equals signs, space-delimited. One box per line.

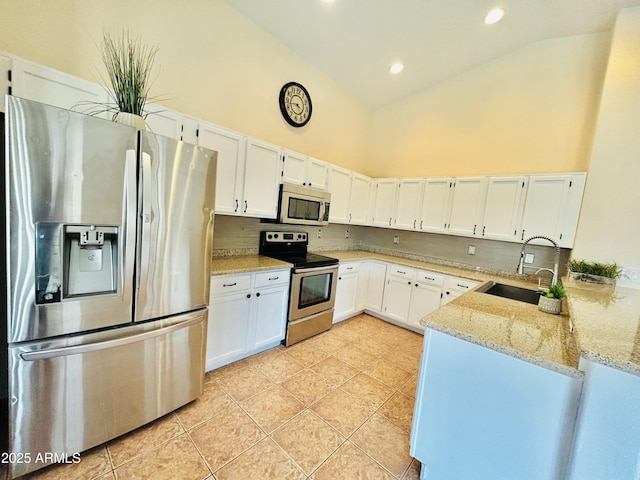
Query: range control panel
xmin=262 ymin=231 xmax=307 ymax=244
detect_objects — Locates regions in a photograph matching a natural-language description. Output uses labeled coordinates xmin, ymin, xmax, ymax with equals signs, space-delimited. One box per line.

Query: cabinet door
xmin=520 ymin=175 xmax=573 ymax=246
xmin=282 ymin=150 xmax=308 ymax=186
xmin=395 ymin=178 xmax=424 ymax=230
xmin=251 ymin=286 xmax=288 ymax=350
xmin=372 ymin=179 xmax=399 ymax=227
xmin=349 ymin=173 xmax=371 ymax=224
xmin=407 ymin=282 xmax=442 ymax=330
xmin=356 ymin=263 xmax=369 ymax=312
xmin=144 ymin=104 xmax=184 ymax=139
xmin=206 ymin=291 xmax=251 ymax=371
xmin=383 ymin=275 xmax=413 ymax=323
xmin=365 ymin=262 xmax=387 ymax=313
xmin=419 ymin=177 xmax=453 ymax=233
xmin=243 ymin=139 xmax=282 ymax=218
xmin=334 ymin=272 xmax=359 ymax=322
xmin=482 ymin=176 xmax=528 ymax=241
xmin=10 ymin=57 xmax=110 ymax=117
xmin=198 ymin=123 xmax=246 ymax=215
xmin=328 ymin=165 xmax=352 ymax=223
xmin=448 ymin=177 xmax=488 ymax=236
xmin=307 ymin=158 xmax=329 ymax=191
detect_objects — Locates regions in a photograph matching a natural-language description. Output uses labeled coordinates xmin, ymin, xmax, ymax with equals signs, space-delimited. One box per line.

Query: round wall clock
xmin=279 ymin=82 xmax=312 ymax=127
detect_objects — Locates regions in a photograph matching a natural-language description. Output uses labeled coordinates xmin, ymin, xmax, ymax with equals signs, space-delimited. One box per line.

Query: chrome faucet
xmin=517 ymin=235 xmax=560 ymax=287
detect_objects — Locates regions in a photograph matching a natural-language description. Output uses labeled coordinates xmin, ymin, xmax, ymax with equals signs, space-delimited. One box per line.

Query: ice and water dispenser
xmin=35 ymin=223 xmax=119 ymax=304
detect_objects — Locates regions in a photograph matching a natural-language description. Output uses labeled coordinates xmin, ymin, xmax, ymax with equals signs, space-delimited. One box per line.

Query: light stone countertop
xmin=210 ymin=250 xmax=640 ymax=377
xmin=564 ymin=277 xmax=640 ymax=377
xmin=211 ymin=255 xmax=292 ymax=276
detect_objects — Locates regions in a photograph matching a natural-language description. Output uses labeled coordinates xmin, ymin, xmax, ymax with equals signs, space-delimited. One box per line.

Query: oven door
xmin=289 ymin=265 xmax=338 ymax=321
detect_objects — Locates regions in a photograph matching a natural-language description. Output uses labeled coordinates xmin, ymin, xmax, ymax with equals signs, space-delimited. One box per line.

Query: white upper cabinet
xmin=448 ymin=177 xmax=488 ymax=237
xmin=372 ymin=178 xmax=399 ymax=227
xmin=481 ymin=176 xmax=528 ymax=241
xmin=395 ymin=178 xmax=424 ymax=230
xmin=144 ymin=104 xmax=185 ymax=140
xmin=307 ymin=157 xmax=329 ymax=190
xmin=520 ymin=173 xmax=586 ymax=248
xmin=7 ymin=55 xmax=109 ymax=117
xmin=197 ymin=122 xmax=247 ymax=215
xmin=328 ymin=165 xmax=353 ymax=223
xmin=327 ymin=166 xmax=371 ymax=224
xmin=349 ymin=172 xmax=372 ymax=224
xmin=419 ymin=177 xmax=454 ymax=233
xmin=282 ymin=151 xmax=328 ymax=191
xmin=243 ymin=138 xmax=283 ymax=219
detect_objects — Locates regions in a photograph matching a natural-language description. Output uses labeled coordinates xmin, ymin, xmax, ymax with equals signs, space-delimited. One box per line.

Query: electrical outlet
xmin=525 ymin=253 xmax=535 ymax=264
xmin=345 ymin=230 xmax=349 ymax=239
xmin=467 ymin=245 xmax=476 ymax=255
xmin=317 ymin=229 xmax=322 ymax=239
xmin=393 ymin=236 xmax=399 ymax=244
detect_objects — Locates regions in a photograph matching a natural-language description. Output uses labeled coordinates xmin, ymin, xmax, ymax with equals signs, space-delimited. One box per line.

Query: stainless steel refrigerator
xmin=1 ymin=96 xmax=217 ymax=478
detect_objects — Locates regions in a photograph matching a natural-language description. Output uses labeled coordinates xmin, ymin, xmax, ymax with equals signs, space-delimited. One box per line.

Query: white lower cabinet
xmin=441 ymin=276 xmax=478 ymax=305
xmin=365 ymin=261 xmax=387 ymax=313
xmin=411 ymin=329 xmax=582 ymax=480
xmin=382 ymin=266 xmax=415 ymax=323
xmin=206 ymin=269 xmax=288 ymax=371
xmin=407 ymin=271 xmax=445 ymax=330
xmin=334 ymin=262 xmax=360 ymax=322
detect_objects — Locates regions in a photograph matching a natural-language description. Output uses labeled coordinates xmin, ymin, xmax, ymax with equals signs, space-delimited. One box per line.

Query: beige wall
xmin=0 ymin=0 xmax=371 ymax=172
xmin=572 ymin=7 xmax=640 ymax=269
xmin=366 ymin=33 xmax=610 ymax=177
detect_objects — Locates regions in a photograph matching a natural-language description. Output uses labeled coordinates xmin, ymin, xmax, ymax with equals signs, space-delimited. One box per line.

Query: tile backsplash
xmin=212 ymin=215 xmax=571 ymax=279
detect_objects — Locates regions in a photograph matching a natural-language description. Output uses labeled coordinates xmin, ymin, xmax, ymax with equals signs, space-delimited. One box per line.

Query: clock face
xmin=279 ymin=82 xmax=312 ymax=127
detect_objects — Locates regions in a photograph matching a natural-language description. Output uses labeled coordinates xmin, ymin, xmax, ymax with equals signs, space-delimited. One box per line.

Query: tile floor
xmin=12 ymin=314 xmax=424 ymax=480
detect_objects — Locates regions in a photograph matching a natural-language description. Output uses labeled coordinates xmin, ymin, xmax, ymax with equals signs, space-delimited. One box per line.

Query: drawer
xmin=416 ymin=270 xmax=445 ymax=287
xmin=210 ymin=274 xmax=251 ymax=296
xmin=388 ymin=264 xmax=416 ymax=280
xmin=339 ymin=262 xmax=360 ymax=275
xmin=254 ymin=269 xmax=290 ymax=289
xmin=444 ymin=276 xmax=479 ymax=292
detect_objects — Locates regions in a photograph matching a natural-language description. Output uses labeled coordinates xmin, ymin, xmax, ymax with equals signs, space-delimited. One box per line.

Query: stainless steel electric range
xmin=259 ymin=231 xmax=339 ymax=346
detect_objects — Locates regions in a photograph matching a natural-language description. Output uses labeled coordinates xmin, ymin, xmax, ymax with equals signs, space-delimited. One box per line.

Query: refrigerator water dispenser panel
xmin=35 ymin=223 xmax=63 ymax=304
xmin=64 ymin=225 xmax=118 ymax=297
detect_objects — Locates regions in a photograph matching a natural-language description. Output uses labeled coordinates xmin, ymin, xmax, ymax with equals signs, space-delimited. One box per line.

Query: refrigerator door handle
xmin=138 ymin=151 xmax=152 ymax=297
xmin=20 ymin=312 xmax=204 ymax=361
xmin=123 ymin=149 xmax=138 ymax=303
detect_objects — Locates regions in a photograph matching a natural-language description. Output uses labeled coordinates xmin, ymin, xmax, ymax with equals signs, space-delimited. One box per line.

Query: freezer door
xmin=5 ymin=97 xmax=138 ymax=342
xmin=136 ymin=132 xmax=216 ymax=321
xmin=8 ymin=310 xmax=207 ymax=478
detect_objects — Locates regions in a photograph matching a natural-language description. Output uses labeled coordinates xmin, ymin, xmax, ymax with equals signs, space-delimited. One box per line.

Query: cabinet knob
xmin=338 ymin=276 xmax=342 ymax=280
xmin=256 ymin=292 xmax=261 ymax=297
xmin=407 ymin=281 xmax=412 ymax=285
xmin=415 ymin=283 xmax=418 ymax=287
xmin=246 ymin=293 xmax=251 ymax=298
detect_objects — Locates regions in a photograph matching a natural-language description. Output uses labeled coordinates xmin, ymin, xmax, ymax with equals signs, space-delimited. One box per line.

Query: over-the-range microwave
xmin=277 ymin=183 xmax=331 ymax=226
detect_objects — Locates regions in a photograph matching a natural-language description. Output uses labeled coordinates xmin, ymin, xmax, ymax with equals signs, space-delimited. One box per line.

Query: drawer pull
xmin=223 ymin=282 xmax=237 ymax=287
xmin=457 ymin=283 xmax=469 ymax=289
xmin=397 ymin=270 xmax=406 ymax=275
xmin=268 ymin=276 xmax=280 ymax=281
xmin=425 ymin=276 xmax=435 ymax=281
xmin=346 ymin=267 xmax=353 ymax=270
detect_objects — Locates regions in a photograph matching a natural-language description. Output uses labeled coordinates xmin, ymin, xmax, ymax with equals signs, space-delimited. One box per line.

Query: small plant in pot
xmin=99 ymin=30 xmax=159 ymax=129
xmin=568 ymin=258 xmax=622 ymax=285
xmin=538 ymin=283 xmax=565 ymax=315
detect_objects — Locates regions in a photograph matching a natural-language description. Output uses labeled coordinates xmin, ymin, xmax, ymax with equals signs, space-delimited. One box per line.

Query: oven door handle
xmin=293 ymin=265 xmax=339 ymax=274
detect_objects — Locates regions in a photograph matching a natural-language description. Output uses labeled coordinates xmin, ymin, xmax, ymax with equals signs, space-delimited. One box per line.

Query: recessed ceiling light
xmin=389 ymin=63 xmax=404 ymax=74
xmin=484 ymin=7 xmax=505 ymax=25
xmin=322 ymin=0 xmax=336 ymax=3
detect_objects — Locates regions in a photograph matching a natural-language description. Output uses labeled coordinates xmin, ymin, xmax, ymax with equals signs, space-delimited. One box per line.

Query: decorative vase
xmin=568 ymin=271 xmax=616 ymax=286
xmin=538 ymin=296 xmax=562 ymax=315
xmin=115 ymin=112 xmax=146 ymax=130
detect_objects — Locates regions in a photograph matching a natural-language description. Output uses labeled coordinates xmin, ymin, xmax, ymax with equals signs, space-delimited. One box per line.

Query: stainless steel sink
xmin=478 ymin=282 xmax=542 ymax=305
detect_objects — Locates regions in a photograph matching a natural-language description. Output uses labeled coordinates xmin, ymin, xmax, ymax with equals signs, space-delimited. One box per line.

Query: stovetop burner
xmin=259 ymin=231 xmax=338 ymax=269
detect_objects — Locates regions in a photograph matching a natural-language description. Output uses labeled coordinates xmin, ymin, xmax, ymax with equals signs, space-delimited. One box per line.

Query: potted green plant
xmin=100 ymin=30 xmax=158 ymax=129
xmin=538 ymin=283 xmax=565 ymax=315
xmin=568 ymin=258 xmax=622 ymax=285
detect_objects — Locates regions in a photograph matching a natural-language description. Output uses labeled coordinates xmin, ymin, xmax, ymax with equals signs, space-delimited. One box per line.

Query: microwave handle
xmin=320 ymin=201 xmax=326 ymax=220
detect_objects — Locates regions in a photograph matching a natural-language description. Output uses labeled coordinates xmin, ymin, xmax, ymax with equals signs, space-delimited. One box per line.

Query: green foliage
xmin=568 ymin=259 xmax=622 ymax=279
xmin=545 ymin=283 xmax=565 ymax=299
xmin=101 ymin=30 xmax=158 ymax=117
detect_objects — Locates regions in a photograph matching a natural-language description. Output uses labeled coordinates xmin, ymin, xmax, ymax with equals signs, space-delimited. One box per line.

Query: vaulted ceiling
xmin=225 ymin=0 xmax=640 ymax=109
